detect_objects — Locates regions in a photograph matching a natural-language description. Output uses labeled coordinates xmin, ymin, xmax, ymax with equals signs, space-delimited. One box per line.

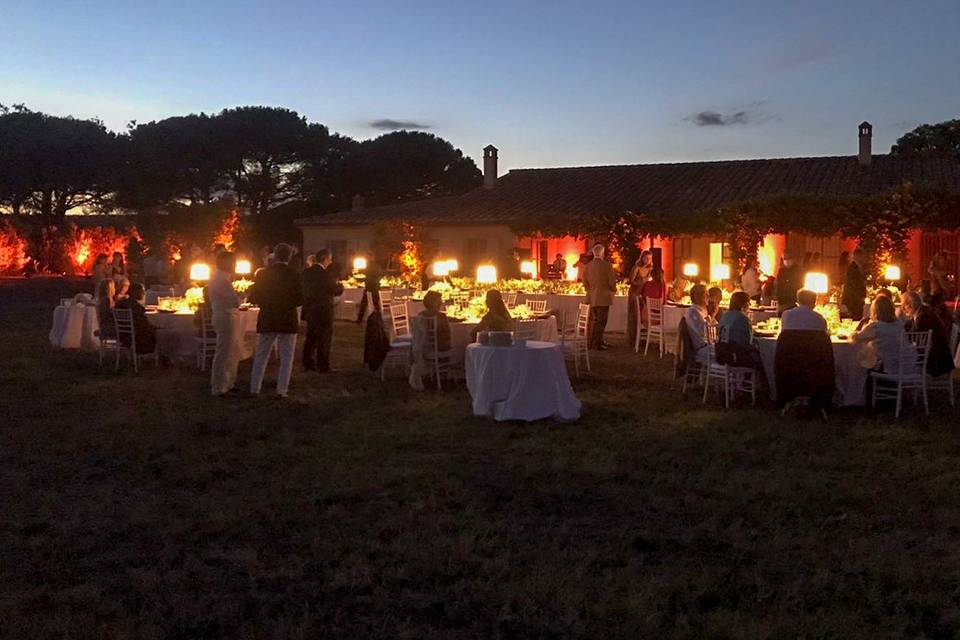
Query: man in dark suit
xmin=775 ymin=252 xmax=802 ymax=316
xmin=248 ymin=243 xmax=304 ymax=397
xmin=842 ymin=248 xmax=868 ymax=321
xmin=301 ymin=248 xmax=344 ymax=373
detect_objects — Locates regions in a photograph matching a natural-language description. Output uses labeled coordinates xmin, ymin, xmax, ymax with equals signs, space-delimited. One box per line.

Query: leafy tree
xmin=116 ymin=114 xmax=230 ymax=211
xmin=213 ymin=106 xmax=324 ymax=216
xmin=341 ymin=131 xmax=481 ymax=206
xmin=0 ymin=107 xmax=118 ymax=220
xmin=891 ymin=119 xmax=960 ymax=156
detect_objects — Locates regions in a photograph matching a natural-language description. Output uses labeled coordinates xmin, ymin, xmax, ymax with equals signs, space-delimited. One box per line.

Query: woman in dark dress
xmin=116 ymin=283 xmax=158 ymax=354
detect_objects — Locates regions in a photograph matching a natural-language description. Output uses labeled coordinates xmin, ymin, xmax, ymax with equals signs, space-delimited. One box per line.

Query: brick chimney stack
xmin=858 ymin=121 xmax=872 ymax=167
xmin=483 ymin=145 xmax=498 ymax=189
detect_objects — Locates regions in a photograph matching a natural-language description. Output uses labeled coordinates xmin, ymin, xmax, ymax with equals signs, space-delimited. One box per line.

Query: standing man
xmin=208 ymin=251 xmax=241 ymax=396
xmin=302 ymin=249 xmax=344 ymax=373
xmin=842 ymin=247 xmax=867 ymax=321
xmin=248 ymin=243 xmax=303 ymax=398
xmin=582 ymin=243 xmax=617 ymax=350
xmin=775 ymin=252 xmax=802 ymax=316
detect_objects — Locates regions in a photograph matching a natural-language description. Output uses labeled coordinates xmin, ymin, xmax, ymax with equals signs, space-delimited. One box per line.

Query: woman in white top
xmin=740 ymin=256 xmax=762 ymax=301
xmin=854 ymin=296 xmax=905 ymax=373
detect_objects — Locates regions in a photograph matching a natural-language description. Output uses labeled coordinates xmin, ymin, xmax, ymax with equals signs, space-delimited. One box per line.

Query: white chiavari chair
xmin=871 ymin=330 xmax=932 ymax=418
xmin=560 ymin=303 xmax=590 ymax=376
xmin=643 ymin=296 xmax=665 ymax=357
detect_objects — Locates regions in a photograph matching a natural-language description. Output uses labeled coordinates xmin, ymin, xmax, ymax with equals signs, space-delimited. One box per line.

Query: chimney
xmin=483 ymin=144 xmax=498 ymax=189
xmin=858 ymin=121 xmax=872 ymax=166
xmin=351 ymin=194 xmax=365 ymax=211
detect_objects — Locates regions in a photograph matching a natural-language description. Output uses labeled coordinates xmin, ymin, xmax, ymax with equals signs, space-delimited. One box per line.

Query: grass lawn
xmin=3 ymin=276 xmax=960 ymax=639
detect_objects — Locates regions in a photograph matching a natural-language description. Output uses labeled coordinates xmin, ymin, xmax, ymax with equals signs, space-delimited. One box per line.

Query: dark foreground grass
xmin=3 ymin=277 xmax=960 ymax=639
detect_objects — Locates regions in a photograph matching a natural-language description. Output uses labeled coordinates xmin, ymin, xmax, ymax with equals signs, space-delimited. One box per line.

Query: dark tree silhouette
xmin=891 ymin=119 xmax=960 ymax=156
xmin=0 ymin=106 xmax=118 ymax=220
xmin=341 ymin=130 xmax=482 ymax=206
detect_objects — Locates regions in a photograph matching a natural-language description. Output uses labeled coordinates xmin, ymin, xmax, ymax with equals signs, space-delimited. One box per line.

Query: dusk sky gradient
xmin=3 ymin=0 xmax=959 ymax=172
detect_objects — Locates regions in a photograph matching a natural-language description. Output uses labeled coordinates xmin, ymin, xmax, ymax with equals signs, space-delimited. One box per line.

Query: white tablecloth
xmin=465 ymin=341 xmax=581 ymax=421
xmin=661 ymin=304 xmax=776 ymax=354
xmin=50 ymin=304 xmax=100 ymax=351
xmin=147 ymin=309 xmax=259 ymax=362
xmin=756 ymin=336 xmax=868 ymax=407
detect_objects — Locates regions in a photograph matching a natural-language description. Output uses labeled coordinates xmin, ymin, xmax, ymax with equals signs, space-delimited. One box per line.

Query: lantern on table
xmin=190 ymin=263 xmax=210 ymax=282
xmin=804 ymin=272 xmax=829 ymax=294
xmin=476 ymin=264 xmax=497 ymax=284
xmin=235 ymin=259 xmax=252 ymax=275
xmin=682 ymin=262 xmax=699 ymax=278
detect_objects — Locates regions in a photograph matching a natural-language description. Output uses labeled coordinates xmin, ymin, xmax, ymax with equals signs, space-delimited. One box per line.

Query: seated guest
xmin=716 ymin=291 xmax=761 ymax=367
xmin=668 ymin=274 xmax=690 ymax=303
xmin=114 ymin=276 xmax=131 ymax=304
xmin=683 ymin=284 xmax=711 ymax=351
xmin=706 ymin=286 xmax=724 ymax=321
xmin=419 ymin=290 xmax=451 ymax=352
xmin=854 ymin=296 xmax=904 ymax=373
xmin=775 ymin=289 xmax=834 ymax=412
xmin=95 ymin=279 xmax=117 ymax=338
xmin=470 ymin=289 xmax=513 ymax=340
xmin=781 ymin=289 xmax=828 ymax=332
xmin=116 ymin=282 xmax=157 ymax=354
xmin=902 ymin=291 xmax=955 ymax=378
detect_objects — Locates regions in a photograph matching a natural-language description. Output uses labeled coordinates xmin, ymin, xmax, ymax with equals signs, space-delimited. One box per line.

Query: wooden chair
xmin=643 ymin=296 xmax=665 ymax=357
xmin=194 ymin=306 xmax=217 ymax=371
xmin=702 ymin=325 xmax=757 ymax=409
xmin=513 ymin=318 xmax=539 ymax=341
xmin=421 ymin=315 xmax=456 ymax=390
xmin=504 ymin=292 xmax=518 ymax=309
xmin=870 ymin=330 xmax=932 ymax=418
xmin=110 ymin=308 xmax=158 ymax=373
xmin=526 ymin=297 xmax=548 ymax=314
xmin=560 ymin=303 xmax=590 ymax=376
xmin=380 ymin=302 xmax=412 ymax=381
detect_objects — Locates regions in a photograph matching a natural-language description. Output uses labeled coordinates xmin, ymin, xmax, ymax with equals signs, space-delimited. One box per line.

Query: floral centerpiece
xmin=232 ymin=278 xmax=254 ymax=294
xmin=184 ymin=286 xmax=205 ymax=311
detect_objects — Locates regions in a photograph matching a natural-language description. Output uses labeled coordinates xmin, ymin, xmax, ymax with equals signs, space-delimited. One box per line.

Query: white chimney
xmin=858 ymin=121 xmax=872 ymax=166
xmin=483 ymin=145 xmax=498 ymax=189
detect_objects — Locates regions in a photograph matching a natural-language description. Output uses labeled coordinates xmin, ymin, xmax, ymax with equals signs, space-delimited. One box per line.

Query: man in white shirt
xmin=740 ymin=257 xmax=762 ymax=301
xmin=781 ymin=289 xmax=827 ymax=332
xmin=684 ymin=283 xmax=711 ymax=351
xmin=208 ymin=251 xmax=242 ymax=396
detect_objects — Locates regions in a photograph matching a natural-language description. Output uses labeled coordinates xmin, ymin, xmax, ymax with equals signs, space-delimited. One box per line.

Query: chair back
xmin=526 ymin=297 xmax=548 ymax=314
xmin=380 ymin=289 xmax=394 ymax=304
xmin=421 ymin=315 xmax=440 ymax=358
xmin=504 ymin=292 xmax=518 ymax=309
xmin=198 ymin=305 xmax=215 ymax=339
xmin=902 ymin=330 xmax=932 ymax=376
xmin=112 ymin=308 xmax=136 ymax=351
xmin=513 ymin=318 xmax=538 ymax=341
xmin=576 ymin=303 xmax=590 ymax=338
xmin=706 ymin=323 xmax=719 ymax=344
xmin=389 ymin=302 xmax=409 ymax=339
xmin=645 ymin=296 xmax=663 ymax=327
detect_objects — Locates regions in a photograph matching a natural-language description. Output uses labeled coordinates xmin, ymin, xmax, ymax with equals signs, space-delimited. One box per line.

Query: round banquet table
xmin=755 ymin=336 xmax=868 ymax=407
xmin=465 ymin=341 xmax=581 ymax=422
xmin=146 ymin=308 xmax=260 ymax=363
xmin=407 ymin=315 xmax=558 ymax=364
xmin=50 ymin=303 xmax=100 ymax=351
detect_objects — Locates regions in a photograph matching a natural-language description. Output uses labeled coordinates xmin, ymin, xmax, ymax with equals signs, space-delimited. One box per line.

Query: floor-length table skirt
xmin=465 ymin=341 xmax=581 ymax=421
xmin=146 ymin=310 xmax=260 ymax=363
xmin=756 ymin=337 xmax=868 ymax=407
xmin=50 ymin=304 xmax=100 ymax=351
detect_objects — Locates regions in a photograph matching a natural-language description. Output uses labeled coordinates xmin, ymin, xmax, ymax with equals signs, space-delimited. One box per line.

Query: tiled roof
xmin=296 ymin=154 xmax=960 ymax=227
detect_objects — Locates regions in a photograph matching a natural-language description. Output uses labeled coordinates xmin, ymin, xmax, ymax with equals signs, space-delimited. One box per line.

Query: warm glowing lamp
xmin=432 ymin=260 xmax=450 ymax=277
xmin=445 ymin=259 xmax=458 ymax=272
xmin=520 ymin=260 xmax=536 ymax=277
xmin=710 ymin=264 xmax=731 ymax=281
xmin=190 ymin=263 xmax=210 ymax=281
xmin=352 ymin=256 xmax=367 ymax=271
xmin=804 ymin=272 xmax=829 ymax=294
xmin=476 ymin=264 xmax=497 ymax=284
xmin=565 ymin=255 xmax=579 ymax=281
xmin=884 ymin=265 xmax=901 ymax=281
xmin=235 ymin=259 xmax=252 ymax=275
xmin=682 ymin=262 xmax=699 ymax=278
